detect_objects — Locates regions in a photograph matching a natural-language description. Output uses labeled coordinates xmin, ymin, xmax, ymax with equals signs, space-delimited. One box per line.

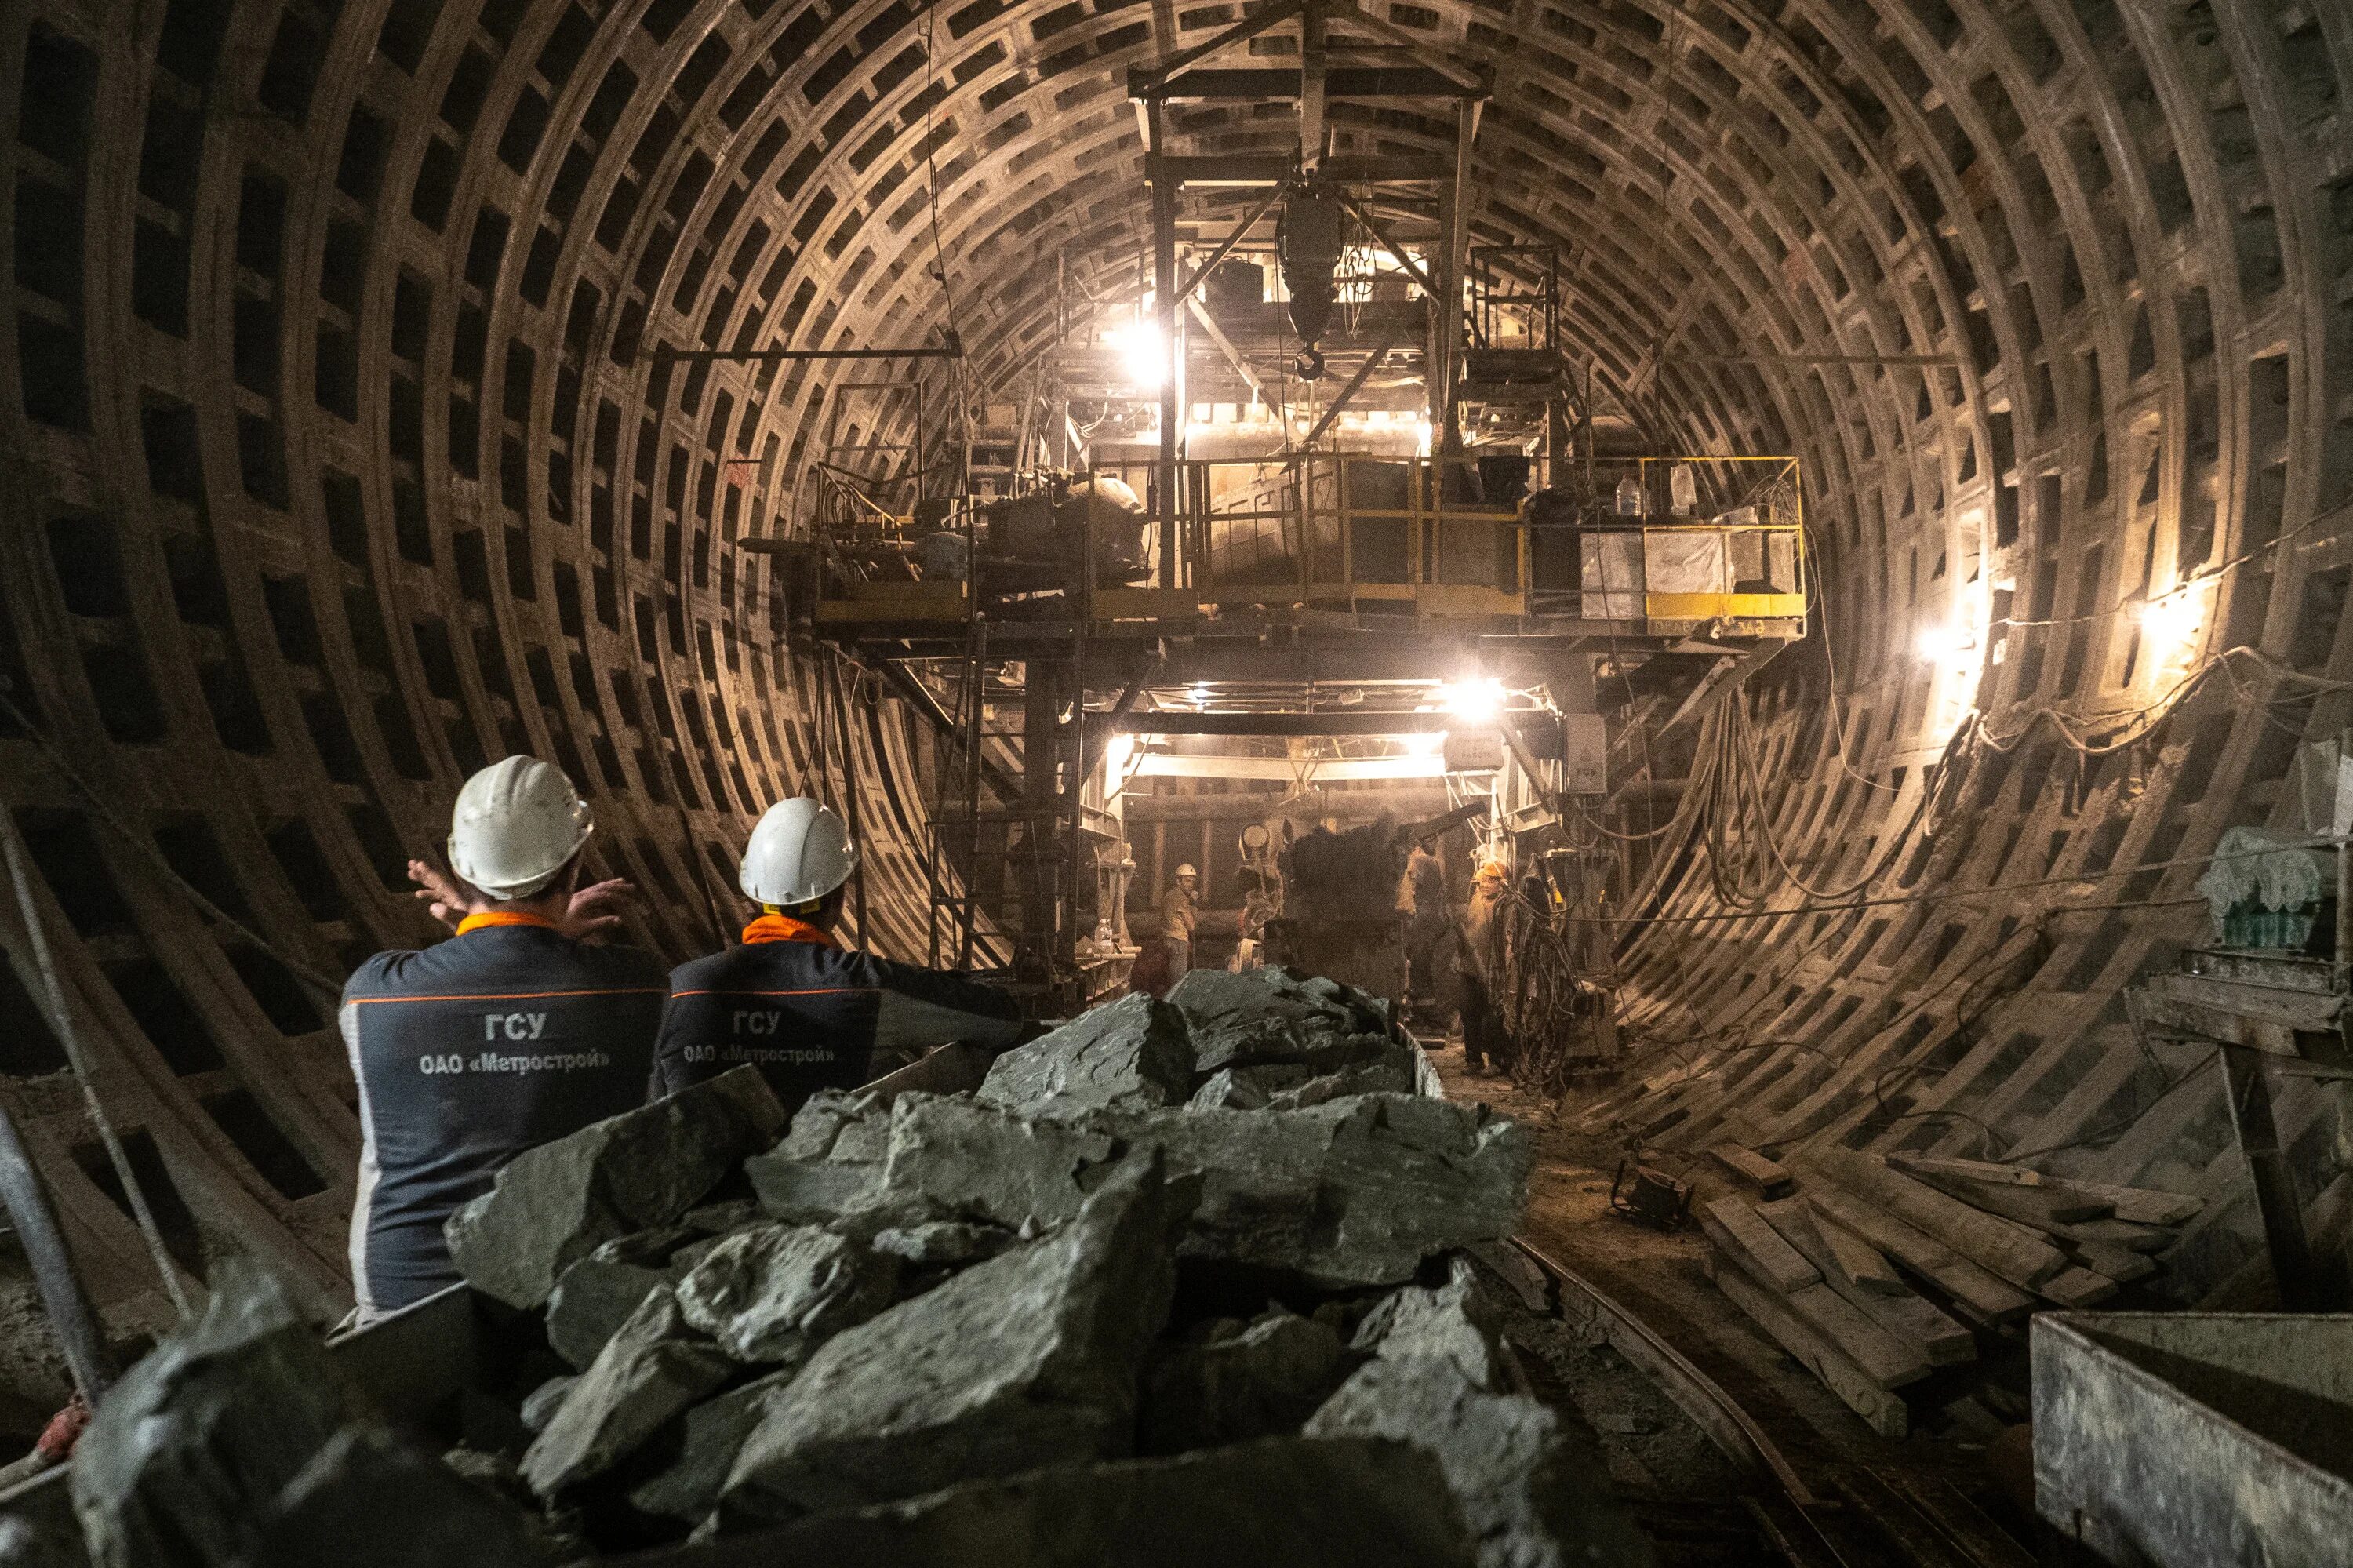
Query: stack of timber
xmin=1696 ymin=1144 xmax=2200 ymax=1436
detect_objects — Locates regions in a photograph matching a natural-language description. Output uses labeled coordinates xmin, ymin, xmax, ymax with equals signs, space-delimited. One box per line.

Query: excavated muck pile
xmin=21 ymin=968 xmax=1657 ymax=1568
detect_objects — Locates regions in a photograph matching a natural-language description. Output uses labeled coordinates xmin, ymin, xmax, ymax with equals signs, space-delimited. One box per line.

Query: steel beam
xmin=649 ymin=335 xmax=962 ymax=364
xmin=1116 ymin=709 xmax=1543 ymax=735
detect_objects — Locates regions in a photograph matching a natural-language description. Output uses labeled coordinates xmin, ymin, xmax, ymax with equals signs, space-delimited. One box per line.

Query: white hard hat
xmin=1175 ymin=864 xmax=1198 ymax=878
xmin=741 ymin=797 xmax=858 ymax=906
xmin=447 ymin=757 xmax=593 ymax=900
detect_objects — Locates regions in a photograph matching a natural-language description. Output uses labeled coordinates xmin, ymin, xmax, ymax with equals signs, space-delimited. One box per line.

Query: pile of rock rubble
xmin=24 ymin=967 xmax=1655 ymax=1567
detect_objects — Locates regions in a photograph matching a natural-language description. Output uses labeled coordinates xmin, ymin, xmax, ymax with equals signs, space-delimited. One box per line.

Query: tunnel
xmin=0 ymin=0 xmax=2347 ymax=1558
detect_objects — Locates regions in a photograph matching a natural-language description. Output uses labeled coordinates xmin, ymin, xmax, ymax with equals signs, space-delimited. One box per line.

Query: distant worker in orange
xmin=1158 ymin=863 xmax=1200 ymax=982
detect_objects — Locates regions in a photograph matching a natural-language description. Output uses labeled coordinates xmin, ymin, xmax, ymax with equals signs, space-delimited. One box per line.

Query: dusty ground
xmin=1428 ymin=1037 xmax=2038 ymax=1561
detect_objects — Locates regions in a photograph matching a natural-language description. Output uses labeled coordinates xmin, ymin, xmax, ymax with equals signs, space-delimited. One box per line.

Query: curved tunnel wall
xmin=0 ymin=0 xmax=2343 ymax=1325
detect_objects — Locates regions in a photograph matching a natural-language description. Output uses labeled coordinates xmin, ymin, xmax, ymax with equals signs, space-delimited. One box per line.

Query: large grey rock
xmin=870 ymin=1221 xmax=1017 ymax=1268
xmin=663 ymin=1438 xmax=1476 ymax=1568
xmin=1169 ymin=968 xmax=1393 ymax=1078
xmin=878 ymin=1094 xmax=1122 ymax=1227
xmin=241 ymin=1425 xmax=550 ymax=1568
xmin=978 ymin=993 xmax=1193 ymax=1114
xmin=1307 ymin=1359 xmax=1653 ymax=1568
xmin=675 ymin=1225 xmax=899 ymax=1363
xmin=71 ymin=1269 xmax=368 ymax=1568
xmin=863 ymin=1092 xmax=1529 ymax=1289
xmin=1265 ymin=1057 xmax=1416 ymax=1111
xmin=1186 ymin=1068 xmax=1269 ymax=1111
xmin=1141 ymin=1309 xmax=1353 ymax=1453
xmin=1353 ymin=1277 xmax=1511 ymax=1393
xmin=718 ymin=1156 xmax=1193 ymax=1525
xmin=447 ymin=1068 xmax=789 ymax=1308
xmin=546 ymin=1258 xmax=671 ymax=1370
xmin=744 ymin=1090 xmax=896 ymax=1223
xmin=521 ymin=1286 xmax=736 ymax=1497
xmin=627 ymin=1368 xmax=798 ymax=1523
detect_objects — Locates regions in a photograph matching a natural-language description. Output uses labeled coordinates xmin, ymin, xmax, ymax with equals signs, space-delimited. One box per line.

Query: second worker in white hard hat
xmin=340 ymin=757 xmax=664 ymax=1324
xmin=649 ymin=797 xmax=1027 ymax=1112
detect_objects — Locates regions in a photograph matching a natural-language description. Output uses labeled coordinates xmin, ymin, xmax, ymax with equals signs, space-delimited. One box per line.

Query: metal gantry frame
xmin=1129 ymin=0 xmax=1489 ymax=585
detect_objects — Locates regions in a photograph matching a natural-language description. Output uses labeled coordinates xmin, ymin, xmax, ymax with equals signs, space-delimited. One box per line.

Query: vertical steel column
xmin=1435 ymin=97 xmax=1477 ymax=457
xmin=2220 ymin=1047 xmax=2333 ymax=1309
xmin=1149 ymin=98 xmax=1180 ymax=592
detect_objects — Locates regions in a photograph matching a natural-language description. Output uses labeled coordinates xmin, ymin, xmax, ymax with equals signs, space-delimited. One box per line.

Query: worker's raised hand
xmin=408 ymin=860 xmax=482 ymax=931
xmin=562 ymin=878 xmax=637 ymax=943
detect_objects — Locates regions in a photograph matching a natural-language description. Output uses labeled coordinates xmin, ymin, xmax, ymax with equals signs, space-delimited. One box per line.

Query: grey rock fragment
xmin=71 ymin=1268 xmax=367 ymax=1568
xmin=1141 ymin=1308 xmax=1352 ymax=1453
xmin=1170 ymin=968 xmax=1391 ymax=1078
xmin=675 ymin=1225 xmax=899 ymax=1363
xmin=519 ymin=1377 xmax=576 ymax=1435
xmin=863 ymin=1092 xmax=1528 ymax=1288
xmin=588 ymin=1224 xmax=703 ymax=1268
xmin=681 ymin=1199 xmax=766 ymax=1236
xmin=1186 ymin=1068 xmax=1268 ymax=1111
xmin=869 ymin=1221 xmax=1016 ymax=1268
xmin=878 ymin=1093 xmax=1122 ymax=1228
xmin=1265 ymin=1056 xmax=1416 ymax=1111
xmin=447 ymin=1068 xmax=789 ymax=1309
xmin=627 ymin=1369 xmax=798 ymax=1523
xmin=978 ymin=993 xmax=1193 ymax=1114
xmin=1352 ymin=1277 xmax=1510 ymax=1392
xmin=744 ymin=1159 xmax=881 ymax=1225
xmin=671 ymin=1438 xmax=1476 ymax=1567
xmin=546 ymin=1258 xmax=671 ymax=1370
xmin=1307 ymin=1359 xmax=1654 ymax=1568
xmin=242 ymin=1426 xmax=551 ymax=1568
xmin=774 ymin=1090 xmax=891 ymax=1162
xmin=521 ymin=1286 xmax=735 ymax=1497
xmin=718 ymin=1155 xmax=1194 ymax=1524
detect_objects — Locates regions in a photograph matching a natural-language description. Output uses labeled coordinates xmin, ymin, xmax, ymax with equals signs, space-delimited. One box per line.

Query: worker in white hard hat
xmin=339 ymin=758 xmax=664 ymax=1322
xmin=649 ymin=797 xmax=1026 ymax=1112
xmin=1158 ymin=863 xmax=1200 ymax=984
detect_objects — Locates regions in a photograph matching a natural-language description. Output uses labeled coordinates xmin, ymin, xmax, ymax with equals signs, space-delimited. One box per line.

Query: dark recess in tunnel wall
xmin=0 ymin=0 xmax=2340 ymax=1323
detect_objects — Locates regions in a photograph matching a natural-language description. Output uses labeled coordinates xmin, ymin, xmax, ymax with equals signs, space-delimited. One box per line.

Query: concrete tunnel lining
xmin=0 ymin=0 xmax=2345 ymax=1354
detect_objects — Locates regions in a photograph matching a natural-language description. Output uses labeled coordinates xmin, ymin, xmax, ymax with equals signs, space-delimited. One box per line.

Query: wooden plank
xmin=1801 ymin=1180 xmax=2036 ymax=1324
xmin=1888 ymin=1154 xmax=2202 ymax=1225
xmin=1707 ymin=1252 xmax=1908 ymax=1438
xmin=2037 ymin=1265 xmax=2119 ymax=1308
xmin=2052 ymin=1215 xmax=2177 ymax=1252
xmin=1758 ymin=1199 xmax=1977 ymax=1368
xmin=2060 ymin=1237 xmax=2156 ymax=1284
xmin=1795 ymin=1201 xmax=1907 ymax=1296
xmin=1803 ymin=1151 xmax=2071 ymax=1291
xmin=1700 ymin=1196 xmax=1819 ymax=1293
xmin=1709 ymin=1142 xmax=1796 ymax=1199
xmin=1907 ymin=1170 xmax=2113 ymax=1227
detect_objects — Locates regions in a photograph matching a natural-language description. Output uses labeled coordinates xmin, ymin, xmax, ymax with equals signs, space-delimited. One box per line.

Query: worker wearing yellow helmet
xmin=650 ymin=798 xmax=1026 ymax=1111
xmin=1456 ymin=856 xmax=1511 ymax=1077
xmin=1158 ymin=863 xmax=1201 ymax=983
xmin=342 ymin=758 xmax=661 ymax=1322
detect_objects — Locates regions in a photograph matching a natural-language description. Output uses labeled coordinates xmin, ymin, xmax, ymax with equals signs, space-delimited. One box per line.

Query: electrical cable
xmin=0 ymin=811 xmax=194 ymax=1320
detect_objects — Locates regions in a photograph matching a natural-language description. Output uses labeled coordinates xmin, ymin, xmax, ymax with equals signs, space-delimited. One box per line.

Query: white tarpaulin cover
xmin=1581 ymin=532 xmax=1643 ymax=619
xmin=1644 ymin=529 xmax=1731 ymax=595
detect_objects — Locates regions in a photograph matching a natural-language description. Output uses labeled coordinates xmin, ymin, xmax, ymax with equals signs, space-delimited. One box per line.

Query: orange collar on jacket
xmin=743 ymin=913 xmax=839 ymax=948
xmin=455 ymin=909 xmax=562 ymax=936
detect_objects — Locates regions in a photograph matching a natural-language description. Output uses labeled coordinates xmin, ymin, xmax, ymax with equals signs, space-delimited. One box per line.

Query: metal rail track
xmin=1505 ymin=1235 xmax=2037 ymax=1568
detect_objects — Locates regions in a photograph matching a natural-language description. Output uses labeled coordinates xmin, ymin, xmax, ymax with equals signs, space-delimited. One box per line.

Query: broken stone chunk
xmin=546 ymin=1258 xmax=671 ymax=1370
xmin=446 ymin=1067 xmax=789 ymax=1309
xmin=71 ymin=1268 xmax=369 ymax=1568
xmin=1352 ymin=1277 xmax=1510 ymax=1393
xmin=1187 ymin=1068 xmax=1270 ymax=1111
xmin=1307 ymin=1357 xmax=1654 ymax=1568
xmin=706 ymin=1437 xmax=1478 ymax=1568
xmin=869 ymin=1220 xmax=1016 ymax=1268
xmin=1264 ymin=1056 xmax=1416 ymax=1111
xmin=521 ymin=1286 xmax=736 ymax=1497
xmin=242 ymin=1425 xmax=552 ymax=1568
xmin=744 ymin=1156 xmax=882 ymax=1225
xmin=627 ymin=1367 xmax=798 ymax=1523
xmin=977 ymin=992 xmax=1193 ymax=1114
xmin=1141 ymin=1308 xmax=1353 ymax=1453
xmin=1170 ymin=968 xmax=1390 ymax=1079
xmin=674 ymin=1225 xmax=900 ymax=1363
xmin=773 ymin=1090 xmax=891 ymax=1163
xmin=878 ymin=1093 xmax=1122 ymax=1228
xmin=520 ymin=1377 xmax=576 ymax=1435
xmin=718 ymin=1155 xmax=1195 ymax=1525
